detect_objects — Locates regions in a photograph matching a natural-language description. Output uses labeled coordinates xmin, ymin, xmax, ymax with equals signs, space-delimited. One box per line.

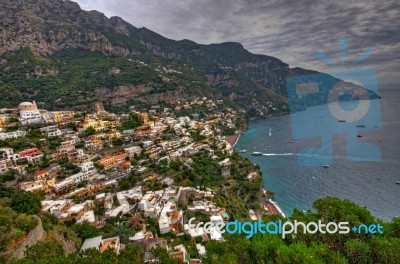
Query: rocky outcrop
xmin=136 ymin=89 xmax=198 ymax=105
xmin=49 ymin=231 xmax=77 ymax=255
xmin=10 ymin=216 xmax=46 ymax=261
xmin=94 ymin=85 xmax=154 ymax=106
xmin=0 ymin=20 xmax=114 ymax=55
xmin=0 ymin=0 xmax=127 ymax=56
xmin=206 ymin=73 xmax=238 ymax=88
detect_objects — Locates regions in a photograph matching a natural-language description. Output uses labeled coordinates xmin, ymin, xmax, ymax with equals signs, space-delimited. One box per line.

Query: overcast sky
xmin=75 ymin=0 xmax=399 ymax=89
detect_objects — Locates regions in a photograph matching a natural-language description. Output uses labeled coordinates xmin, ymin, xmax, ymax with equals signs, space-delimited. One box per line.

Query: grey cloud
xmin=75 ymin=0 xmax=400 ymax=88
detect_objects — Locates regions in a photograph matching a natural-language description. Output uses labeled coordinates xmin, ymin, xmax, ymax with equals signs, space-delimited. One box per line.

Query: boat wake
xmin=262 ymin=153 xmax=320 ymax=157
xmin=262 ymin=153 xmax=294 ymax=156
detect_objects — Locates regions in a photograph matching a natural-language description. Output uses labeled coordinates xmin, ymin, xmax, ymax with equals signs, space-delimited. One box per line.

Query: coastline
xmin=233 ymin=116 xmax=288 ymax=219
xmin=225 ymin=111 xmax=289 ymax=147
xmin=268 ymin=199 xmax=286 ymax=218
xmin=225 ymin=132 xmax=242 ymax=147
xmin=236 ymin=96 xmax=398 ymax=220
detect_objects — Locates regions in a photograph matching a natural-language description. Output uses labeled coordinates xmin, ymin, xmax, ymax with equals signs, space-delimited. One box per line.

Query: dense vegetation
xmin=0 ymin=48 xmax=216 ymax=111
xmin=1 ymin=187 xmax=398 ymax=264
xmin=202 ymin=198 xmax=400 ymax=264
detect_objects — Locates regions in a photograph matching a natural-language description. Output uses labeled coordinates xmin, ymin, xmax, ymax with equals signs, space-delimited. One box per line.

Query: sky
xmin=75 ymin=0 xmax=400 ymax=89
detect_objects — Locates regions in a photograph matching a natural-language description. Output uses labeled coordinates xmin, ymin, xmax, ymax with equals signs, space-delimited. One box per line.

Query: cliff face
xmin=7 ymin=215 xmax=78 ymax=261
xmin=0 ymin=0 xmax=378 ymax=114
xmin=0 ymin=0 xmax=114 ymax=55
xmin=10 ymin=216 xmax=46 ymax=260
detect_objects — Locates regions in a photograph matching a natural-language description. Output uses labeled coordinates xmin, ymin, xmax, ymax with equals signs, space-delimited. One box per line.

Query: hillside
xmin=0 ymin=0 xmax=378 ymax=115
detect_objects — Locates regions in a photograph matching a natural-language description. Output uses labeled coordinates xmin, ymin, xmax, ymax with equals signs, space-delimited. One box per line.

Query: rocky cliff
xmin=0 ymin=0 xmax=379 ymax=114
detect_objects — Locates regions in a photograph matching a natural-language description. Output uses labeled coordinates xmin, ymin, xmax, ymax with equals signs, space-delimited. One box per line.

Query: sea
xmin=235 ymin=89 xmax=400 ymax=222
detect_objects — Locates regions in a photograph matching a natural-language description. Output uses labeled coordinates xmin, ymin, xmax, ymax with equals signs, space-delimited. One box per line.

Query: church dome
xmin=18 ymin=102 xmax=36 ymax=111
xmin=19 ymin=102 xmax=33 ymax=106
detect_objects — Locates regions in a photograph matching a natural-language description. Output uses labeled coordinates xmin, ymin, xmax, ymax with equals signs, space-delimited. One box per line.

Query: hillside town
xmin=0 ymin=98 xmax=281 ymax=263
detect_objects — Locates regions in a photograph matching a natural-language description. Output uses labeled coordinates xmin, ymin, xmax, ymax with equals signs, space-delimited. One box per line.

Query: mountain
xmin=0 ymin=0 xmax=378 ymax=114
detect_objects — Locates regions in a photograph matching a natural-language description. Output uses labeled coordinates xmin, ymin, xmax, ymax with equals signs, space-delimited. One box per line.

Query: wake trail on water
xmin=261 ymin=153 xmax=348 ymax=160
xmin=262 ymin=153 xmax=294 ymax=156
xmin=262 ymin=153 xmax=318 ymax=157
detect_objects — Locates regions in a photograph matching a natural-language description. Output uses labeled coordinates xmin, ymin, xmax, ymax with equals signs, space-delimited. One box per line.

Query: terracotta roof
xmin=34 ymin=169 xmax=49 ymax=176
xmin=169 ymin=251 xmax=184 ymax=261
xmin=121 ymin=161 xmax=131 ymax=168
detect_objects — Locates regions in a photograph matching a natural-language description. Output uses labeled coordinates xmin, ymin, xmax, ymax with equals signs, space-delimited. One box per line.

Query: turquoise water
xmin=235 ymin=89 xmax=400 ymax=221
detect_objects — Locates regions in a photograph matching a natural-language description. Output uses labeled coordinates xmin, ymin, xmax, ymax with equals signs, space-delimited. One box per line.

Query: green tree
xmin=84 ymin=126 xmax=96 ymax=136
xmin=27 ymin=128 xmax=41 ymax=139
xmin=24 ymin=241 xmax=64 ymax=261
xmin=370 ymin=237 xmax=400 ymax=263
xmin=15 ymin=214 xmax=38 ymax=232
xmin=118 ymin=244 xmax=143 ymax=263
xmin=151 ymin=247 xmax=181 ymax=264
xmin=1 ymin=169 xmax=18 ymax=182
xmin=66 ymin=122 xmax=78 ymax=131
xmin=112 ymin=138 xmax=124 ymax=146
xmin=345 ymin=239 xmax=372 ymax=264
xmin=120 ymin=113 xmax=144 ymax=130
xmin=71 ymin=222 xmax=100 ymax=240
xmin=94 ymin=162 xmax=105 ymax=170
xmin=390 ymin=217 xmax=400 ymax=237
xmin=191 ymin=130 xmax=206 ymax=142
xmin=41 ymin=213 xmax=59 ymax=231
xmin=10 ymin=190 xmax=43 ymax=214
xmin=75 ymin=248 xmax=117 ymax=264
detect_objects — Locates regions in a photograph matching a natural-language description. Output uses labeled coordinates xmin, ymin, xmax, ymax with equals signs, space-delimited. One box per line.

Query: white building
xmin=48 ymin=129 xmax=62 ymax=138
xmin=0 ymin=159 xmax=13 ymax=174
xmin=79 ymin=162 xmax=95 ymax=173
xmin=0 ymin=148 xmax=19 ymax=161
xmin=159 ymin=217 xmax=171 ymax=234
xmin=124 ymin=146 xmax=142 ymax=158
xmin=105 ymin=204 xmax=130 ymax=218
xmin=0 ymin=130 xmax=27 ymax=140
xmin=80 ymin=236 xmax=121 ymax=255
xmin=210 ymin=215 xmax=223 ymax=225
xmin=196 ymin=243 xmax=207 ymax=256
xmin=77 ymin=210 xmax=96 ymax=224
xmin=218 ymin=158 xmax=231 ymax=178
xmin=18 ymin=101 xmax=43 ymax=125
xmin=53 ymin=169 xmax=97 ymax=192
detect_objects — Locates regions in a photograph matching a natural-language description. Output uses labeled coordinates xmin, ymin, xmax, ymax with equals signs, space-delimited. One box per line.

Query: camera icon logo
xmin=286 ymin=36 xmax=382 ymax=166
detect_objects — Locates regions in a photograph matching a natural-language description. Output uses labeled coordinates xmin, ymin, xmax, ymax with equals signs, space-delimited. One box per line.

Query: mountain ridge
xmin=0 ymin=0 xmax=378 ymax=114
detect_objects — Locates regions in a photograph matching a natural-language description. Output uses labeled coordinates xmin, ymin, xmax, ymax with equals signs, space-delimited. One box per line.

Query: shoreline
xmin=225 ymin=111 xmax=289 ymax=147
xmin=233 ymin=117 xmax=288 ymax=219
xmin=225 ymin=132 xmax=242 ymax=147
xmin=232 ymin=132 xmax=242 ymax=147
xmin=268 ymin=199 xmax=286 ymax=218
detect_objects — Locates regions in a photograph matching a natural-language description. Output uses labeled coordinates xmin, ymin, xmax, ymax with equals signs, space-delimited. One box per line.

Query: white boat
xmin=356 ymin=120 xmax=366 ymax=128
xmin=251 ymin=152 xmax=263 ymax=156
xmin=323 ymin=164 xmax=330 ymax=168
xmin=396 ymin=181 xmax=400 ymax=185
xmin=238 ymin=149 xmax=247 ymax=153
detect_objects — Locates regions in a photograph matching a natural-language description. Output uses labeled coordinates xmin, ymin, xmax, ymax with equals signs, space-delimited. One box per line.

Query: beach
xmin=225 ymin=133 xmax=242 ymax=147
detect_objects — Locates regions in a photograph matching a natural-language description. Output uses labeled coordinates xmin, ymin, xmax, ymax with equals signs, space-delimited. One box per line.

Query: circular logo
xmin=327 ymin=80 xmax=370 ymax=122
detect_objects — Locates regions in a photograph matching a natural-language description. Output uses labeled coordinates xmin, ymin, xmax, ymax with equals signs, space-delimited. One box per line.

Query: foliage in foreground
xmin=4 ymin=196 xmax=399 ymax=264
xmin=202 ymin=197 xmax=400 ymax=264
